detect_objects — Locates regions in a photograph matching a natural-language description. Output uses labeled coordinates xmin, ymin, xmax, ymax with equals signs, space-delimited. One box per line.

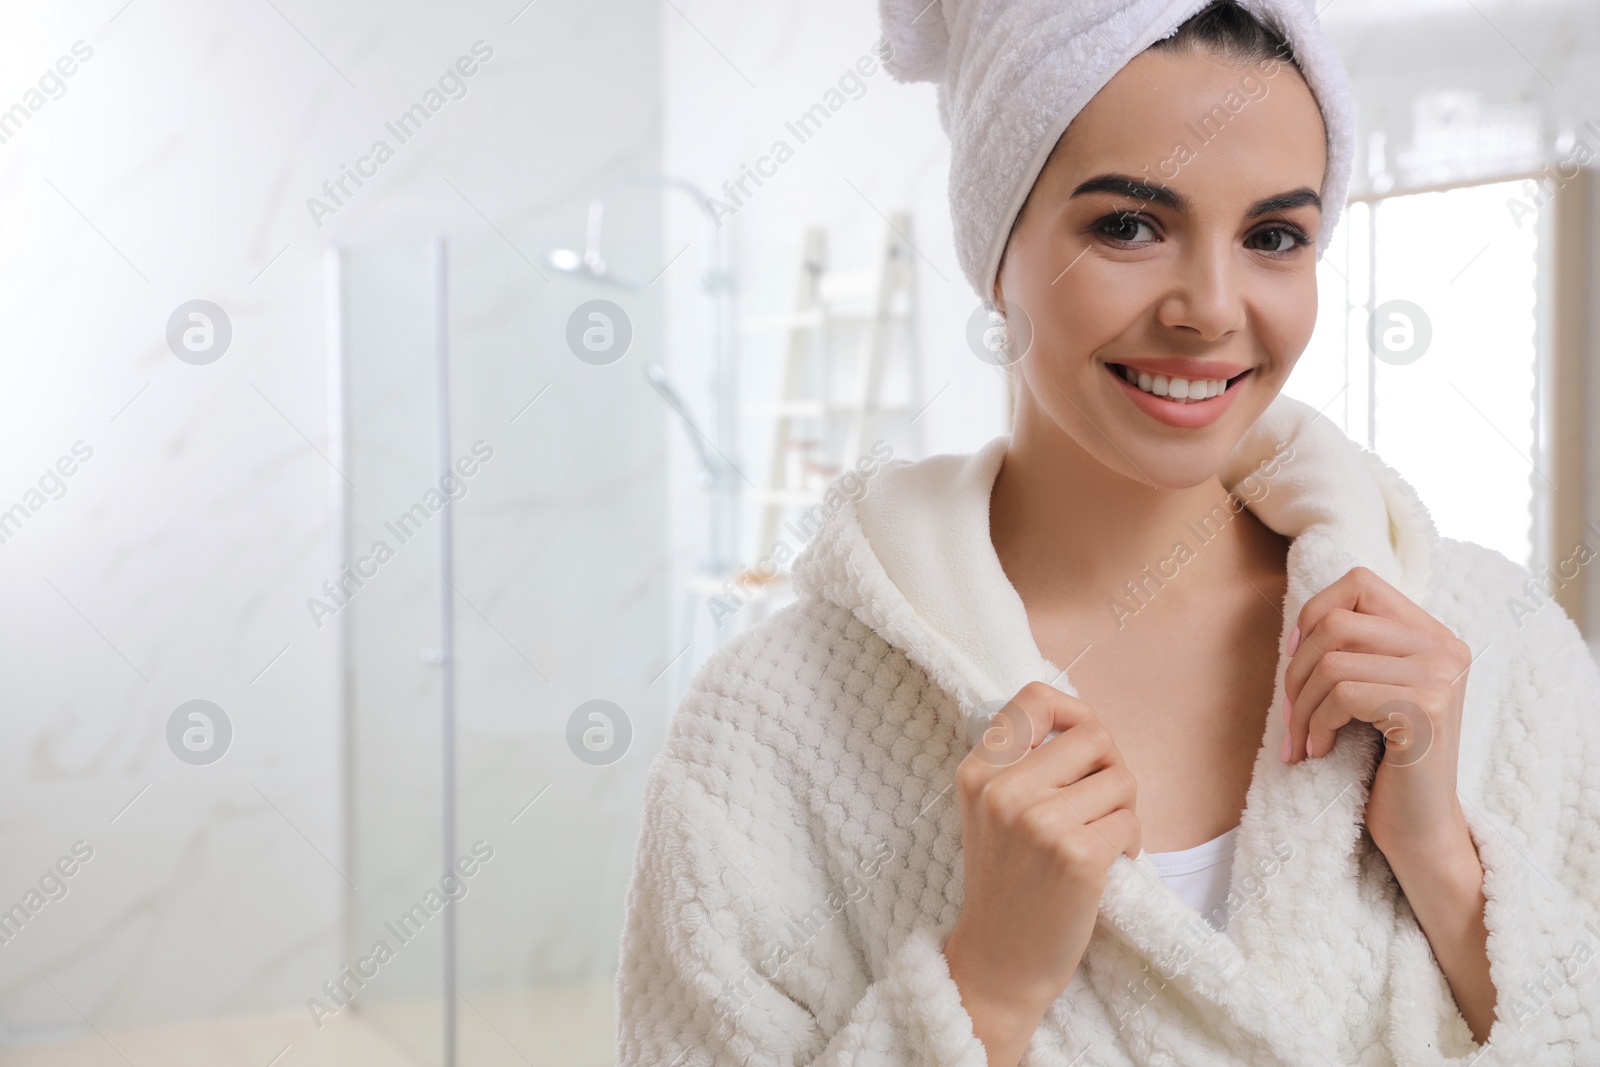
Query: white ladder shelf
xmin=748 ymin=211 xmax=922 ymax=564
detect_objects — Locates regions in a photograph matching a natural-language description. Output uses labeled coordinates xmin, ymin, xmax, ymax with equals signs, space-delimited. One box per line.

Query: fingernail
xmin=1287 ymin=626 xmax=1301 ymax=657
xmin=1280 ymin=731 xmax=1291 ymax=762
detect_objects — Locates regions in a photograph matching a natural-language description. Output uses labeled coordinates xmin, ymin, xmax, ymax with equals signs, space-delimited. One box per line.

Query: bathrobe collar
xmin=791 ymin=391 xmax=1442 ymax=1058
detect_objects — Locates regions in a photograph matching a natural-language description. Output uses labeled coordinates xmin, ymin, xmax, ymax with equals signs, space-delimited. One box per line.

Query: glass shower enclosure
xmin=330 ymin=227 xmax=677 ymax=1065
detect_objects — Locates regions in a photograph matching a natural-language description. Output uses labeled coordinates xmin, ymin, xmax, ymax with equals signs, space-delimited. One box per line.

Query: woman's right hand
xmin=942 ymin=681 xmax=1142 ymax=1067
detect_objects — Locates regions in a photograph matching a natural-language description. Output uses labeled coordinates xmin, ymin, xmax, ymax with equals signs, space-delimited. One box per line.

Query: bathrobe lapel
xmin=839 ymin=392 xmax=1440 ymax=1060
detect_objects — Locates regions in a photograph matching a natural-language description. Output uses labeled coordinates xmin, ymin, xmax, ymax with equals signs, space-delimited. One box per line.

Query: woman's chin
xmin=1023 ymin=367 xmax=1276 ymax=487
xmin=1091 ymin=399 xmax=1260 ymax=489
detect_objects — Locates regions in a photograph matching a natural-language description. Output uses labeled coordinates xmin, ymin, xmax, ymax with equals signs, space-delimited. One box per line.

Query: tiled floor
xmin=0 ymin=983 xmax=615 ymax=1067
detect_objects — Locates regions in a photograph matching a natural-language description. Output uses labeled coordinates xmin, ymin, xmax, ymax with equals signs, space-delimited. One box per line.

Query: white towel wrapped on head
xmin=875 ymin=0 xmax=1356 ymax=303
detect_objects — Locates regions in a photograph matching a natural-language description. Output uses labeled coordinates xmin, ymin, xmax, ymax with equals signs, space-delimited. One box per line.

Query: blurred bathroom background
xmin=1 ymin=0 xmax=1598 ymax=1064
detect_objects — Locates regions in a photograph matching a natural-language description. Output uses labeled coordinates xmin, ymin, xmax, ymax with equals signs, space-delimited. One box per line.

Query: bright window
xmin=1286 ymin=178 xmax=1543 ymax=570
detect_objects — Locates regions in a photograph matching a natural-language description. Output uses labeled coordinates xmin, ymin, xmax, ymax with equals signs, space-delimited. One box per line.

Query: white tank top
xmin=1141 ymin=825 xmax=1240 ymax=932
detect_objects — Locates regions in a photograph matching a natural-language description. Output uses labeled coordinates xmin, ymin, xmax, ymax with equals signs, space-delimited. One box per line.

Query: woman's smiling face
xmin=994 ymin=44 xmax=1328 ymax=488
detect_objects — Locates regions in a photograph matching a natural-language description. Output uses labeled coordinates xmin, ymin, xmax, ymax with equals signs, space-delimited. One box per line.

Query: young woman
xmin=616 ymin=2 xmax=1600 ymax=1064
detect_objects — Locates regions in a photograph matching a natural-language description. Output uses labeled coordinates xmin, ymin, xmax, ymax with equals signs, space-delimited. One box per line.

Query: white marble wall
xmin=0 ymin=0 xmax=664 ymax=1046
xmin=660 ymin=0 xmax=1011 ymax=501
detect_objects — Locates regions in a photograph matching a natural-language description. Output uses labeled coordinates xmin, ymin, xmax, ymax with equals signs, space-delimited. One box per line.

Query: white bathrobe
xmin=615 ymin=393 xmax=1600 ymax=1066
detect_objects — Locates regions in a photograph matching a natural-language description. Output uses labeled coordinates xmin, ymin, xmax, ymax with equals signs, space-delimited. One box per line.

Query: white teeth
xmin=1116 ymin=365 xmax=1234 ymax=404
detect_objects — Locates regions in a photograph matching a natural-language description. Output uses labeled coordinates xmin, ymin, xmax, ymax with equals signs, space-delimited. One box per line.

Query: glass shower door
xmin=335 ymin=237 xmax=453 ymax=1064
xmin=336 ymin=222 xmax=671 ymax=1064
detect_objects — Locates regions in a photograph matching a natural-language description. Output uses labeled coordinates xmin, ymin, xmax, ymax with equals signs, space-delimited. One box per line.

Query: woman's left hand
xmin=1281 ymin=565 xmax=1477 ymax=856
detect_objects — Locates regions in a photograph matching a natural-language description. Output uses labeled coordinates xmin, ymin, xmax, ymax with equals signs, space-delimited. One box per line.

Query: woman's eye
xmin=1249 ymin=225 xmax=1309 ymax=253
xmin=1095 ymin=213 xmax=1157 ymax=244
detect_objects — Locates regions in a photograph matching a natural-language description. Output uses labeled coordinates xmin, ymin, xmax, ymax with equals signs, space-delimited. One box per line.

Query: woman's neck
xmin=989 ymin=409 xmax=1281 ymax=612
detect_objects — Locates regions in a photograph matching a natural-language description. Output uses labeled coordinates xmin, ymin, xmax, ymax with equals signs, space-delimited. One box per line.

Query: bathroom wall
xmin=660 ymin=0 xmax=1011 ymax=502
xmin=0 ymin=0 xmax=663 ymax=1042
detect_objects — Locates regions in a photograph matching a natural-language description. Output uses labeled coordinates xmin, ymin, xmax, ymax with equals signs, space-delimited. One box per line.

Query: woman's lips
xmin=1105 ymin=362 xmax=1250 ymax=429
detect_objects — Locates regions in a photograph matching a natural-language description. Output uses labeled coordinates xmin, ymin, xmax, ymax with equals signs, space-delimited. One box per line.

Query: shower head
xmin=546 ymin=247 xmax=645 ymax=290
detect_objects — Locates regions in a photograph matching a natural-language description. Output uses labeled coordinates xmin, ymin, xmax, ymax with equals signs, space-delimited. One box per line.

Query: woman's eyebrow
xmin=1070 ymin=173 xmax=1322 ymax=217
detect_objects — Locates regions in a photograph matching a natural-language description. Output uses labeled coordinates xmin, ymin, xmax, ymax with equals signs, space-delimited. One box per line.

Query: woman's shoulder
xmin=1426 ymin=534 xmax=1600 ymax=790
xmin=658 ymin=592 xmax=956 ymax=775
xmin=1426 ymin=534 xmax=1592 ymax=652
xmin=633 ymin=593 xmax=964 ymax=883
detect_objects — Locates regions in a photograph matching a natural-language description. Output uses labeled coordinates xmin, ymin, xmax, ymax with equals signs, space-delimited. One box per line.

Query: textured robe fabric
xmin=615 ymin=393 xmax=1600 ymax=1065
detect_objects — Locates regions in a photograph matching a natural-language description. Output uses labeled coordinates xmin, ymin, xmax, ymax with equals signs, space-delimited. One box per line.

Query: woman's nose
xmin=1156 ymin=239 xmax=1246 ymax=342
